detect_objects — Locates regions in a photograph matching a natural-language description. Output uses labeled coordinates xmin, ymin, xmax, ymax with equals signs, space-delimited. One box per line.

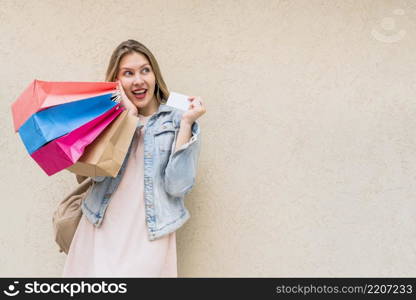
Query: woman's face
xmin=117 ymin=52 xmax=157 ymax=112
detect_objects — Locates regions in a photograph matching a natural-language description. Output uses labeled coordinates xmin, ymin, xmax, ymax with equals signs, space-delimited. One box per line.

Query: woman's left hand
xmin=181 ymin=96 xmax=207 ymax=124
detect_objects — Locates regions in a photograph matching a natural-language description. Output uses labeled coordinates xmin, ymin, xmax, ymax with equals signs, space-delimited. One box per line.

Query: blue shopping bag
xmin=18 ymin=93 xmax=118 ymax=154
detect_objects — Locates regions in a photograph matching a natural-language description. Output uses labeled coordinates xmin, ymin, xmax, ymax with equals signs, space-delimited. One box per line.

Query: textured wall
xmin=1 ymin=0 xmax=415 ymax=277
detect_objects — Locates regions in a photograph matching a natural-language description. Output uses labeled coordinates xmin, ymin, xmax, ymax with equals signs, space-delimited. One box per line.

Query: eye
xmin=123 ymin=71 xmax=133 ymax=76
xmin=142 ymin=67 xmax=151 ymax=74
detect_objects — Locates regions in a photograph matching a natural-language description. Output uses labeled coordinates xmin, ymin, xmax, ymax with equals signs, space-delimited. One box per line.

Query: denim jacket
xmin=80 ymin=103 xmax=201 ymax=241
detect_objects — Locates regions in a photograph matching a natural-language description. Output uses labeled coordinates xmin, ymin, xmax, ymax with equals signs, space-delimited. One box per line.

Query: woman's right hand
xmin=116 ymin=80 xmax=138 ymax=116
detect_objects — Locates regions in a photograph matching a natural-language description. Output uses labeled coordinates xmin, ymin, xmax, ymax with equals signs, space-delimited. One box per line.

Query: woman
xmin=62 ymin=39 xmax=206 ymax=277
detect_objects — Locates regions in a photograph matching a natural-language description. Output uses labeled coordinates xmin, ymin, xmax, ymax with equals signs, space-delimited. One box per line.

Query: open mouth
xmin=132 ymin=89 xmax=147 ymax=99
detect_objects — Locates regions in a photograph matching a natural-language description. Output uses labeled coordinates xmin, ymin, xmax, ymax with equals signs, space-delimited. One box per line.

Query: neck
xmin=138 ymin=97 xmax=159 ymax=116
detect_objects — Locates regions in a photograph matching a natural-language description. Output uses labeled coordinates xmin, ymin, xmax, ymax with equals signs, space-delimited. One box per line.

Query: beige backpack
xmin=52 ymin=176 xmax=92 ymax=254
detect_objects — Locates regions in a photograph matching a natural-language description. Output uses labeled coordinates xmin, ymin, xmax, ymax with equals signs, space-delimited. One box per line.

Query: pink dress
xmin=62 ymin=113 xmax=177 ymax=278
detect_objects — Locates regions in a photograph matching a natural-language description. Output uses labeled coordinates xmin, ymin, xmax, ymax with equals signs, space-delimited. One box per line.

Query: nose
xmin=133 ymin=74 xmax=145 ymax=86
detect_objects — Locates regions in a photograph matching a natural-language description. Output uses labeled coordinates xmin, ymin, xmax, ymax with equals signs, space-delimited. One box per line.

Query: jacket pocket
xmin=154 ymin=121 xmax=176 ymax=153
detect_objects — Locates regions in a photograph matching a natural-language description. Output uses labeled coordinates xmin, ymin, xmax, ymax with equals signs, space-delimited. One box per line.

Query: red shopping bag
xmin=11 ymin=80 xmax=118 ymax=131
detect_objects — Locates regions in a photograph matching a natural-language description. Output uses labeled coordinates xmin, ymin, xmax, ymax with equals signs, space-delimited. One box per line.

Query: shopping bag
xmin=67 ymin=111 xmax=138 ymax=177
xmin=18 ymin=93 xmax=118 ymax=154
xmin=52 ymin=177 xmax=92 ymax=254
xmin=11 ymin=80 xmax=117 ymax=131
xmin=31 ymin=104 xmax=124 ymax=176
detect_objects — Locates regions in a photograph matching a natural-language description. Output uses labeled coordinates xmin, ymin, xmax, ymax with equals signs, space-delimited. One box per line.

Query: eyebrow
xmin=120 ymin=63 xmax=150 ymax=70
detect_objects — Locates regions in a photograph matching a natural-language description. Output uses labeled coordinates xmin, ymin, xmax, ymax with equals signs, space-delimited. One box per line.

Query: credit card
xmin=166 ymin=92 xmax=190 ymax=111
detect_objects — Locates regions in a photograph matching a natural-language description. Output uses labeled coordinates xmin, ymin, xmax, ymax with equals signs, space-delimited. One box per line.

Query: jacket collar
xmin=138 ymin=103 xmax=174 ymax=119
xmin=157 ymin=103 xmax=174 ymax=113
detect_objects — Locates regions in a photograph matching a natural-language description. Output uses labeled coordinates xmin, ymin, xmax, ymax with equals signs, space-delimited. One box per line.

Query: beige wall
xmin=1 ymin=0 xmax=416 ymax=277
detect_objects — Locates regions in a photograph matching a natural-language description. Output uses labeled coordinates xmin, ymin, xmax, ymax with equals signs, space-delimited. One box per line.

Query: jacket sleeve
xmin=163 ymin=117 xmax=201 ymax=198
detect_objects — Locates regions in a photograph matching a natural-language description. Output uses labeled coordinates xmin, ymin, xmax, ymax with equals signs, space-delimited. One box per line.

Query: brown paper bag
xmin=67 ymin=111 xmax=138 ymax=177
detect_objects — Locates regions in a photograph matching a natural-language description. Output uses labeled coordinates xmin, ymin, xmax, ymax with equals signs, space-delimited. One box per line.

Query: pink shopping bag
xmin=31 ymin=104 xmax=124 ymax=176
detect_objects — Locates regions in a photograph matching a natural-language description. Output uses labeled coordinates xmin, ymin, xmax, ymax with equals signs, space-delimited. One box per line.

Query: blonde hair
xmin=105 ymin=39 xmax=169 ymax=104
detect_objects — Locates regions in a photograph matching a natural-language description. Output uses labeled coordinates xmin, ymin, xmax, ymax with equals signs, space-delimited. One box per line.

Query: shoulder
xmin=156 ymin=104 xmax=201 ymax=129
xmin=158 ymin=105 xmax=185 ymax=127
xmin=172 ymin=109 xmax=201 ymax=131
xmin=171 ymin=108 xmax=185 ymax=126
